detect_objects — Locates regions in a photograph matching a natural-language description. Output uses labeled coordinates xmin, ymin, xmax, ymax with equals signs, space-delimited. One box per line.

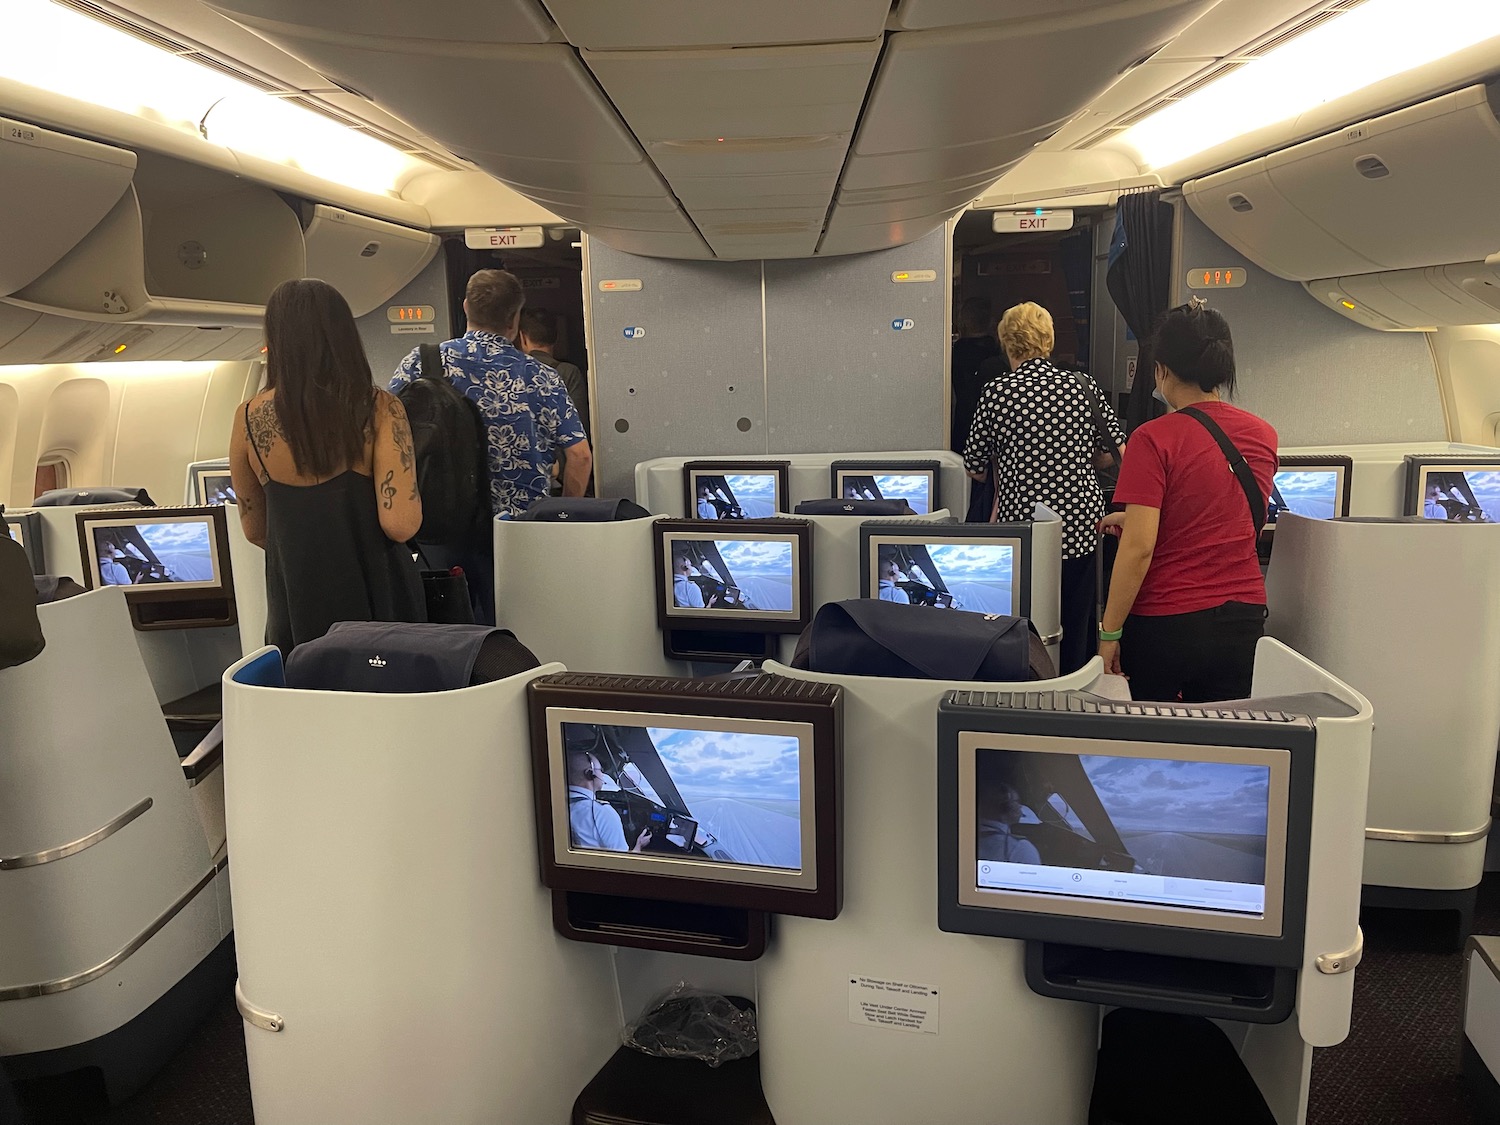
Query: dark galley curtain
xmin=1106 ymin=191 xmax=1175 ymax=434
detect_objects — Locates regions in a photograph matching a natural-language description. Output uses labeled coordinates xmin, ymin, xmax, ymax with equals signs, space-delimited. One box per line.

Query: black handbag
xmin=422 ymin=567 xmax=476 ymax=625
xmin=793 ymin=599 xmax=1043 ymax=682
xmin=1 ymin=536 xmax=45 ymax=670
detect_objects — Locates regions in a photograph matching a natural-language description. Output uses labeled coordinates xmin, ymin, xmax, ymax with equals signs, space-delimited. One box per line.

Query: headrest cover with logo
xmin=520 ymin=497 xmax=652 ymax=522
xmin=32 ymin=486 xmax=156 ymax=507
xmin=284 ymin=621 xmax=537 ymax=692
xmin=799 ymin=599 xmax=1034 ymax=682
xmin=793 ymin=498 xmax=915 ymax=516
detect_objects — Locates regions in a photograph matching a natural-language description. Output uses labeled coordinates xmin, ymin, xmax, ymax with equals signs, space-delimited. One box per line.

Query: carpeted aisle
xmin=1306 ymin=874 xmax=1500 ymax=1125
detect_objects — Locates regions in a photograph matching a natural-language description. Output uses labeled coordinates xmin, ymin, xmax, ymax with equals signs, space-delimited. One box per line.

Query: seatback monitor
xmin=75 ymin=506 xmax=236 ymax=628
xmin=655 ymin=518 xmax=813 ymax=634
xmin=938 ymin=690 xmax=1318 ymax=969
xmin=683 ymin=460 xmax=790 ymax=520
xmin=860 ymin=521 xmax=1030 ymax=619
xmin=829 ymin=460 xmax=940 ymax=516
xmin=3 ymin=510 xmax=44 ymax=574
xmin=1403 ymin=456 xmax=1500 ymax=523
xmin=1266 ymin=455 xmax=1351 ymax=527
xmin=529 ymin=672 xmax=843 ymax=919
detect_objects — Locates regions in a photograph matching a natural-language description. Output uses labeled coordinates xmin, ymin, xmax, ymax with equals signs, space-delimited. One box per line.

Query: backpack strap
xmin=1179 ymin=406 xmax=1267 ymax=533
xmin=418 ymin=343 xmax=444 ymax=382
xmin=1067 ymin=369 xmax=1120 ymax=465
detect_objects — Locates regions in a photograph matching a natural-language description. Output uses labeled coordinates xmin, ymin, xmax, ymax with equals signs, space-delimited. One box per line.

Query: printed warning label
xmin=847 ymin=975 xmax=939 ymax=1034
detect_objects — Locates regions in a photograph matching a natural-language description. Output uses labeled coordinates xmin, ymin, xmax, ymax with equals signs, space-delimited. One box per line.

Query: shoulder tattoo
xmin=387 ymin=396 xmax=417 ymax=498
xmin=248 ymin=400 xmax=287 ymax=454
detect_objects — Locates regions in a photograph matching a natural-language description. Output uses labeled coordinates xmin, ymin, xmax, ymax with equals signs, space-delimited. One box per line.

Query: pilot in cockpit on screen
xmin=567 ymin=749 xmax=650 ymax=853
xmin=976 ymin=781 xmax=1041 ymax=866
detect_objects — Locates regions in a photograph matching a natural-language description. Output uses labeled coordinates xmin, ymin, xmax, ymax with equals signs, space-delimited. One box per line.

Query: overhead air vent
xmin=1354 ymin=156 xmax=1390 ymax=179
xmin=1228 ymin=194 xmax=1254 ymax=213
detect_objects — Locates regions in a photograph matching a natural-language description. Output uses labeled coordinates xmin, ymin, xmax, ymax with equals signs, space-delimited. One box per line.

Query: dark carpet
xmin=12 ymin=874 xmax=1500 ymax=1124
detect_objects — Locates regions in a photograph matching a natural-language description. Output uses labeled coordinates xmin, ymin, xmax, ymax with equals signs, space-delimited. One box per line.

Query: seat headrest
xmin=285 ymin=621 xmax=539 ymax=692
xmin=32 ymin=487 xmax=155 ymax=507
xmin=790 ymin=599 xmax=1052 ymax=682
xmin=793 ymin=498 xmax=916 ymax=516
xmin=520 ymin=497 xmax=651 ymax=522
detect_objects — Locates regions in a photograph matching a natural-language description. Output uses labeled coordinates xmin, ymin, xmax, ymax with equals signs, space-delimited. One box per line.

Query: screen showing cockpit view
xmin=563 ymin=722 xmax=802 ymax=871
xmin=1267 ymin=471 xmax=1340 ymax=523
xmin=839 ymin=473 xmax=931 ymax=515
xmin=1421 ymin=469 xmax=1500 ymax=523
xmin=198 ymin=472 xmax=237 ymax=507
xmin=692 ymin=473 xmax=779 ymax=520
xmin=973 ymin=747 xmax=1270 ymax=917
xmin=91 ymin=521 xmax=217 ymax=588
xmin=873 ymin=540 xmax=1014 ymax=615
xmin=669 ymin=538 xmax=794 ymax=613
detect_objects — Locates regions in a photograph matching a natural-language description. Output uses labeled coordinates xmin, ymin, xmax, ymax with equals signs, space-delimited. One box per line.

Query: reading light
xmin=114 ymin=344 xmax=128 ymax=354
xmin=1118 ymin=0 xmax=1500 ymax=170
xmin=1340 ymin=300 xmax=1357 ymax=310
xmin=2 ymin=0 xmax=435 ymax=195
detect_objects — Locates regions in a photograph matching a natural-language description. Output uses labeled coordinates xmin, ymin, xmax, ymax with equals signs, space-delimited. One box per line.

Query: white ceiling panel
xmin=649 ymin=141 xmax=849 ymax=182
xmin=817 ymin=210 xmax=954 ymax=258
xmin=206 ymin=0 xmax=556 ymax=44
xmin=585 ymin=227 xmax=713 ymax=259
xmin=582 ymin=42 xmax=880 ymax=142
xmin=1153 ymin=0 xmax=1329 ymax=60
xmin=668 ymin=172 xmax=840 ymax=211
xmin=891 ymin=0 xmax=1157 ymax=32
xmin=707 ymin=234 xmax=821 ymax=260
xmin=541 ymin=0 xmax=890 ymax=50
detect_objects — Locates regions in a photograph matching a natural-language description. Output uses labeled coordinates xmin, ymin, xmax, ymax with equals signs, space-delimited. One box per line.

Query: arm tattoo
xmin=388 ymin=397 xmax=417 ymax=498
xmin=380 ymin=469 xmax=397 ymax=510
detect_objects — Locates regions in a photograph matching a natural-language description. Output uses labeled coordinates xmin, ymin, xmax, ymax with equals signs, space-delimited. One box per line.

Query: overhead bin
xmin=7 ymin=151 xmax=304 ymax=329
xmin=302 ymin=206 xmax=440 ymax=318
xmin=1306 ymin=260 xmax=1500 ymax=332
xmin=0 ymin=117 xmax=136 ymax=298
xmin=1184 ymin=83 xmax=1500 ymax=282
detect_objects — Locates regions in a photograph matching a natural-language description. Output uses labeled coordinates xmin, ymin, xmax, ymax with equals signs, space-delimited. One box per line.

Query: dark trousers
xmin=1121 ymin=601 xmax=1267 ymax=703
xmin=1059 ymin=551 xmax=1098 ymax=676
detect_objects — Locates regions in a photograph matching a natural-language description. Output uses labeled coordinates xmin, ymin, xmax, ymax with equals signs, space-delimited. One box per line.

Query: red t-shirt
xmin=1112 ymin=401 xmax=1279 ymax=616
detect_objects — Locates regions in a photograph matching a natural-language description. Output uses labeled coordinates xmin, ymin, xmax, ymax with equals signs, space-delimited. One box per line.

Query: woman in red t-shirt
xmin=1097 ymin=303 xmax=1278 ymax=702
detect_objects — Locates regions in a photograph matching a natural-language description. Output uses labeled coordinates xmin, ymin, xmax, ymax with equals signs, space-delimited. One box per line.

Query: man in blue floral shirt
xmin=389 ymin=268 xmax=591 ymax=519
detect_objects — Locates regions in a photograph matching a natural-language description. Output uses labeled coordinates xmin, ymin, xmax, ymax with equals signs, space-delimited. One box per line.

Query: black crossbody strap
xmin=1068 ymin=369 xmax=1120 ymax=463
xmin=418 ymin=342 xmax=443 ymax=382
xmin=1180 ymin=406 xmax=1267 ymax=533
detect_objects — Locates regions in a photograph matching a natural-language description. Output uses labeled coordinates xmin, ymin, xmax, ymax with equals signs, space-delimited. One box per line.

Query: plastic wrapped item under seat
xmin=622 ymin=983 xmax=759 ymax=1068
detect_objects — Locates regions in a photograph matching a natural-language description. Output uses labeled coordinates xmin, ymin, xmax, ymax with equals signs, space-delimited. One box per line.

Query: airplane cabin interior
xmin=4 ymin=2 xmax=1500 ymax=1124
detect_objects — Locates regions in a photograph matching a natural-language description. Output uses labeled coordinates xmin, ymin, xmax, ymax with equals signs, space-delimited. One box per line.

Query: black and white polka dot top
xmin=961 ymin=356 xmax=1126 ymax=559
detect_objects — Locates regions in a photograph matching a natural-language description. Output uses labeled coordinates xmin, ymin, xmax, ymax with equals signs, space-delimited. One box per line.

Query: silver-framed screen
xmin=833 ymin=469 xmax=936 ymax=515
xmin=865 ymin=532 xmax=1024 ymax=618
xmin=82 ymin=513 xmax=223 ymax=592
xmin=661 ymin=530 xmax=802 ymax=622
xmin=955 ymin=731 xmax=1290 ymax=937
xmin=1268 ymin=465 xmax=1347 ymax=527
xmin=546 ymin=706 xmax=817 ymax=891
xmin=1415 ymin=464 xmax=1500 ymax=523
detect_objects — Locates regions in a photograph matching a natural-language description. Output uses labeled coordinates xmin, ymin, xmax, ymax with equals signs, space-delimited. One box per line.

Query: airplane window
xmin=33 ymin=459 xmax=66 ymax=500
xmin=1047 ymin=793 xmax=1094 ymax=841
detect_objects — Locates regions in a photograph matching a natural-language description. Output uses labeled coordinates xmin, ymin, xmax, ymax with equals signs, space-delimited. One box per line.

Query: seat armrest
xmin=182 ymin=720 xmax=224 ymax=784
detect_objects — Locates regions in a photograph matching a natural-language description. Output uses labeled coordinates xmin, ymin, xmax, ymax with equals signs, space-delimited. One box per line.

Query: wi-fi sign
xmin=891 ymin=318 xmax=915 ymax=331
xmin=622 ymin=326 xmax=647 ymax=339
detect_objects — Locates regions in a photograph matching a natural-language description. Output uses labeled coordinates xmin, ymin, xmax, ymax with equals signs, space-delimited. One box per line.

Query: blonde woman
xmin=963 ymin=302 xmax=1124 ymax=674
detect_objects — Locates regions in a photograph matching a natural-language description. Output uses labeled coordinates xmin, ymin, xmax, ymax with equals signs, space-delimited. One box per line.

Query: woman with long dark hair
xmin=1098 ymin=301 xmax=1278 ymax=702
xmin=228 ymin=278 xmax=424 ymax=653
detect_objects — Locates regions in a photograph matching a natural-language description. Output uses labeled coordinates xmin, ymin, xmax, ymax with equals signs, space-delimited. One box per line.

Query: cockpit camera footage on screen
xmin=840 ymin=473 xmax=931 ymax=514
xmin=1423 ymin=469 xmax=1500 ymax=523
xmin=564 ymin=722 xmax=802 ymax=871
xmin=92 ymin=521 xmax=215 ymax=587
xmin=693 ymin=473 xmax=779 ymax=520
xmin=672 ymin=538 xmax=794 ymax=612
xmin=1266 ymin=471 xmax=1341 ymax=523
xmin=975 ymin=748 xmax=1271 ymax=917
xmin=876 ymin=542 xmax=1014 ymax=616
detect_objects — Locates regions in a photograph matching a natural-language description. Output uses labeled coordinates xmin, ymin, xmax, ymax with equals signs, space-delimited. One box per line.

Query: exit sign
xmin=992 ymin=209 xmax=1074 ymax=233
xmin=464 ymin=226 xmax=545 ymax=250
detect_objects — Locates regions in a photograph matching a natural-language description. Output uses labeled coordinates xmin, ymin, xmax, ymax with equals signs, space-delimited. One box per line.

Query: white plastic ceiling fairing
xmin=891 ymin=0 xmax=1158 ymax=31
xmin=540 ymin=0 xmax=891 ymax=50
xmin=206 ymin=0 xmax=555 ymax=43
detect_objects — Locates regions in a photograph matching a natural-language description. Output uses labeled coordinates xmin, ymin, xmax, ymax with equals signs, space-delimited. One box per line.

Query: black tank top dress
xmin=246 ymin=410 xmax=425 ymax=654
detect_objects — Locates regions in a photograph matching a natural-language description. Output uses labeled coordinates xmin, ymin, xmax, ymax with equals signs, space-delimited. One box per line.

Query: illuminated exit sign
xmin=992 ymin=208 xmax=1074 ymax=233
xmin=464 ymin=226 xmax=545 ymax=249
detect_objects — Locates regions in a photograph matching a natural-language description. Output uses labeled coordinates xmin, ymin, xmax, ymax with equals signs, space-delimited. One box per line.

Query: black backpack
xmin=397 ymin=343 xmax=488 ymax=546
